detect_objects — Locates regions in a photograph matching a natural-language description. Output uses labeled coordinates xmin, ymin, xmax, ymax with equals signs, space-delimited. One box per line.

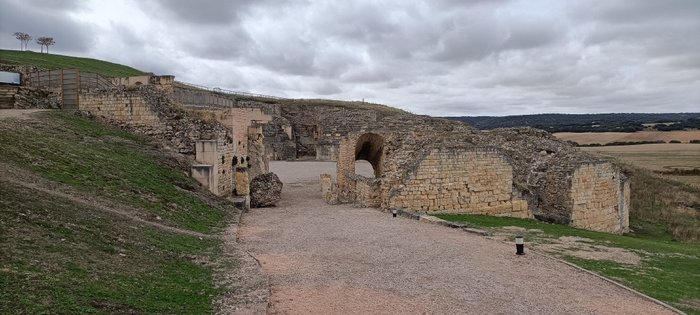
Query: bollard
xmin=515 ymin=235 xmax=525 ymax=255
xmin=392 ymin=209 xmax=397 ymax=218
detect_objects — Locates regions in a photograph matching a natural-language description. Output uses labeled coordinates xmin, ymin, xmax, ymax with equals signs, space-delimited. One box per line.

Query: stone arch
xmin=354 ymin=133 xmax=384 ymax=178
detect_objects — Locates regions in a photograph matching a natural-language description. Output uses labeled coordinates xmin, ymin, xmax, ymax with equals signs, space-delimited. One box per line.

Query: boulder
xmin=250 ymin=172 xmax=283 ymax=208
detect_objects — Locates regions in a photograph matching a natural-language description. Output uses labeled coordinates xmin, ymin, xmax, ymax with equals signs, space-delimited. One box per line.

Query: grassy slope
xmin=0 ymin=49 xmax=146 ymax=77
xmin=435 ymin=213 xmax=700 ymax=314
xmin=0 ymin=111 xmax=232 ymax=314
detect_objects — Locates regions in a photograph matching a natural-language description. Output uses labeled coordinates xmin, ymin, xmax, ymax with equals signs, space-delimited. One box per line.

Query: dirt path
xmin=239 ymin=162 xmax=677 ymax=315
xmin=0 ymin=109 xmax=48 ymax=120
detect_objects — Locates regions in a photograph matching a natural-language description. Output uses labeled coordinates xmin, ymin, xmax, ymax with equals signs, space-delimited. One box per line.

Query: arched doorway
xmin=354 ymin=133 xmax=384 ymax=178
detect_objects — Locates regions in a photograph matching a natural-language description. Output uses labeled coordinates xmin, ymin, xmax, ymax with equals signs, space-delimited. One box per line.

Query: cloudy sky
xmin=1 ymin=0 xmax=698 ymax=116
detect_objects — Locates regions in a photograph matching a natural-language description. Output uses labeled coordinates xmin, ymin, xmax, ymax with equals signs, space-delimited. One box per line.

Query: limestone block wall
xmin=335 ymin=135 xmax=360 ymax=200
xmin=387 ymin=148 xmax=529 ymax=217
xmin=316 ymin=141 xmax=340 ymax=161
xmin=186 ymin=107 xmax=272 ymax=158
xmin=112 ymin=75 xmax=151 ymax=87
xmin=216 ymin=141 xmax=235 ymax=196
xmin=569 ymin=163 xmax=629 ymax=234
xmin=79 ymin=89 xmax=162 ymax=128
xmin=247 ymin=125 xmax=268 ymax=179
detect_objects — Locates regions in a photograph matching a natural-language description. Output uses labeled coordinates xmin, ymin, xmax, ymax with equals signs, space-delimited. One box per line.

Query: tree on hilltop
xmin=13 ymin=32 xmax=32 ymax=51
xmin=37 ymin=36 xmax=55 ymax=53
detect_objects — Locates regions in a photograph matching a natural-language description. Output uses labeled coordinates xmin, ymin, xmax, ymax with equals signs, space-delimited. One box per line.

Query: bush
xmin=690 ymin=139 xmax=700 ymax=144
xmin=669 ymin=140 xmax=682 ymax=143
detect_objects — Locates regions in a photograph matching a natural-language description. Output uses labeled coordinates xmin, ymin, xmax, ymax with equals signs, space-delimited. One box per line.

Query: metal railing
xmin=174 ymin=81 xmax=288 ymax=101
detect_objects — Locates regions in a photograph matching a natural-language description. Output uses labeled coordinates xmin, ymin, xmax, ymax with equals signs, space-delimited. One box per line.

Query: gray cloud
xmin=0 ymin=0 xmax=95 ymax=53
xmin=1 ymin=0 xmax=698 ymax=116
xmin=180 ymin=27 xmax=252 ymax=61
xmin=145 ymin=0 xmax=256 ymax=25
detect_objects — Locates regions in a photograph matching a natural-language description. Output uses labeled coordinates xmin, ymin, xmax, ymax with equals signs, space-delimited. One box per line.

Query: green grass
xmin=0 ymin=49 xmax=146 ymax=77
xmin=0 ymin=111 xmax=226 ymax=233
xmin=0 ymin=111 xmax=234 ymax=314
xmin=0 ymin=183 xmax=221 ymax=314
xmin=436 ymin=213 xmax=700 ymax=314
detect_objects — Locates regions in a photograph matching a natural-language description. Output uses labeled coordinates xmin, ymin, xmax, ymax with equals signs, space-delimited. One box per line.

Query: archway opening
xmin=354 ymin=133 xmax=384 ymax=178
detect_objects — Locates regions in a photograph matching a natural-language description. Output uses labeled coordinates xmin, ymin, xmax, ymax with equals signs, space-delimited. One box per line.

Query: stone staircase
xmin=0 ymin=85 xmax=19 ymax=109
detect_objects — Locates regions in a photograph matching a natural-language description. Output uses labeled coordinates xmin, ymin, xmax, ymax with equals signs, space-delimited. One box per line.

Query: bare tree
xmin=24 ymin=34 xmax=33 ymax=51
xmin=37 ymin=37 xmax=44 ymax=53
xmin=13 ymin=32 xmax=32 ymax=51
xmin=37 ymin=36 xmax=55 ymax=53
xmin=13 ymin=32 xmax=23 ymax=50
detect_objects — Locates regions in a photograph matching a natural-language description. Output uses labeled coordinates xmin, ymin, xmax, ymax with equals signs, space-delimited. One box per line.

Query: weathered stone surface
xmin=247 ymin=128 xmax=267 ymax=179
xmin=250 ymin=172 xmax=283 ymax=208
xmin=235 ymin=169 xmax=250 ymax=196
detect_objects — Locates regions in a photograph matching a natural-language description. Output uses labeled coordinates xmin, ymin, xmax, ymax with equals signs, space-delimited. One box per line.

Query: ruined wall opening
xmin=354 ymin=133 xmax=384 ymax=178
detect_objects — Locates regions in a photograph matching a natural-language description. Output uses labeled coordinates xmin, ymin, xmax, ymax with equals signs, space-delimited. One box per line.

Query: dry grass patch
xmin=582 ymin=143 xmax=700 ymax=189
xmin=555 ymin=130 xmax=700 ymax=144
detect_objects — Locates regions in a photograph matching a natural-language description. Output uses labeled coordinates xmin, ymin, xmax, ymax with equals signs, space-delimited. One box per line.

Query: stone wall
xmin=247 ymin=125 xmax=268 ymax=179
xmin=78 ymin=86 xmax=237 ymax=197
xmin=569 ymin=163 xmax=630 ymax=233
xmin=79 ymin=88 xmax=163 ymax=128
xmin=387 ymin=148 xmax=529 ymax=217
xmin=112 ymin=75 xmax=151 ymax=88
xmin=355 ymin=177 xmax=381 ymax=208
xmin=330 ymin=128 xmax=628 ymax=234
xmin=0 ymin=85 xmax=18 ymax=109
xmin=193 ymin=140 xmax=234 ymax=196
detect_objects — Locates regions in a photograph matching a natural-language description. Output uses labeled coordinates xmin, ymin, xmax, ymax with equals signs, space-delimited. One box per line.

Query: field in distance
xmin=581 ymin=143 xmax=700 ymax=188
xmin=555 ymin=130 xmax=700 ymax=145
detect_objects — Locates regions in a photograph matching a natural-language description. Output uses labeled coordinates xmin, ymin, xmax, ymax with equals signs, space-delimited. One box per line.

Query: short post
xmin=392 ymin=209 xmax=397 ymax=218
xmin=515 ymin=235 xmax=525 ymax=255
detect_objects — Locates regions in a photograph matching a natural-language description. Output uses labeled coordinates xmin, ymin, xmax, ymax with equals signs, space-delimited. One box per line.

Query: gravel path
xmin=239 ymin=162 xmax=676 ymax=314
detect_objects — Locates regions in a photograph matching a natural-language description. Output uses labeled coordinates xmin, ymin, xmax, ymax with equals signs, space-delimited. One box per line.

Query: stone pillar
xmin=319 ymin=173 xmax=338 ymax=204
xmin=335 ymin=136 xmax=357 ymax=200
xmin=247 ymin=125 xmax=268 ymax=179
xmin=234 ymin=167 xmax=250 ymax=196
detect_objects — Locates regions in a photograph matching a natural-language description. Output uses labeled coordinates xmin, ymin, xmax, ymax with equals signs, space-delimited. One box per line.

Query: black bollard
xmin=515 ymin=235 xmax=525 ymax=255
xmin=392 ymin=209 xmax=397 ymax=217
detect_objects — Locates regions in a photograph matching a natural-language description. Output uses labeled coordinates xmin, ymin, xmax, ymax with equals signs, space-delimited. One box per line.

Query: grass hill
xmin=0 ymin=111 xmax=237 ymax=313
xmin=0 ymin=49 xmax=146 ymax=77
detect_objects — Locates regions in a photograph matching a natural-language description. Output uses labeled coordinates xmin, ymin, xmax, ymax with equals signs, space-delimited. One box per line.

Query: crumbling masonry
xmin=1 ymin=64 xmax=629 ymax=233
xmin=275 ymin=104 xmax=630 ymax=234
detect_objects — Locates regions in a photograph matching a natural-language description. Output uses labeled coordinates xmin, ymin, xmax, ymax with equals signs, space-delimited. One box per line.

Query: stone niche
xmin=190 ymin=139 xmax=235 ymax=197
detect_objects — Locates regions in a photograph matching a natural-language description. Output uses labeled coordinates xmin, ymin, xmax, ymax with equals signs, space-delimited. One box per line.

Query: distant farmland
xmin=581 ymin=143 xmax=700 ymax=188
xmin=555 ymin=130 xmax=700 ymax=145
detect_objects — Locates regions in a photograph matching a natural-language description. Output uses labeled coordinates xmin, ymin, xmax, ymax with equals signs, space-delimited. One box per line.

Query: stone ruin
xmin=270 ymin=103 xmax=629 ymax=234
xmin=2 ymin=63 xmax=630 ymax=233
